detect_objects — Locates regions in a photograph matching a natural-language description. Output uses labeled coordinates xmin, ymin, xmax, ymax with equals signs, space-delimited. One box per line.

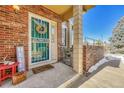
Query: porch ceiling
xmin=43 ymin=5 xmax=95 ymax=21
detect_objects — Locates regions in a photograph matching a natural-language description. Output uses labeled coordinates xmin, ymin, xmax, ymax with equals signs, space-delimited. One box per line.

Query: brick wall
xmin=57 ymin=22 xmax=62 ymax=61
xmin=83 ymin=45 xmax=105 ymax=72
xmin=0 ymin=5 xmax=62 ymax=70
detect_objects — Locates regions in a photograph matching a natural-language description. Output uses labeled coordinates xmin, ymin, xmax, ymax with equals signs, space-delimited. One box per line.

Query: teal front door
xmin=31 ymin=17 xmax=49 ymax=63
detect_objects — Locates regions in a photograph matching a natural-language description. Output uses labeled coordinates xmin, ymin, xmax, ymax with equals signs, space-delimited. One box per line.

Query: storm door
xmin=31 ymin=17 xmax=49 ymax=63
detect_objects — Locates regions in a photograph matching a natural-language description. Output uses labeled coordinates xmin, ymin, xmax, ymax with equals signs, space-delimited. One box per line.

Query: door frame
xmin=28 ymin=12 xmax=57 ymax=69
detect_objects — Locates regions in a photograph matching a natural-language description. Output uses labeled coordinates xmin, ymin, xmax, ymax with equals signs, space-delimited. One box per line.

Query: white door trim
xmin=28 ymin=12 xmax=57 ymax=69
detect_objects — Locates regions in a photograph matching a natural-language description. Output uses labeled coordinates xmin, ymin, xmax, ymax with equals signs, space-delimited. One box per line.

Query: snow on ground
xmin=106 ymin=54 xmax=124 ymax=63
xmin=88 ymin=54 xmax=124 ymax=73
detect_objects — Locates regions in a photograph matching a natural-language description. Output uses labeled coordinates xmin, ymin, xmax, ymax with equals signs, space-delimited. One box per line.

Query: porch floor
xmin=79 ymin=54 xmax=124 ymax=88
xmin=79 ymin=61 xmax=124 ymax=88
xmin=65 ymin=54 xmax=124 ymax=88
xmin=1 ymin=62 xmax=76 ymax=88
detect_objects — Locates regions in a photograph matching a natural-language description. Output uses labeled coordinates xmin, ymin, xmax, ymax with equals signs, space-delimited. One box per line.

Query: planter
xmin=12 ymin=71 xmax=27 ymax=85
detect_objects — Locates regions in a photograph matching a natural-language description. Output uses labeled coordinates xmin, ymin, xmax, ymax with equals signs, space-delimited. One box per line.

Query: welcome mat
xmin=32 ymin=64 xmax=54 ymax=74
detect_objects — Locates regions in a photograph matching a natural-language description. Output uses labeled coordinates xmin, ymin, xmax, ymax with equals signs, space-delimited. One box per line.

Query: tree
xmin=110 ymin=17 xmax=124 ymax=54
xmin=108 ymin=37 xmax=112 ymax=42
xmin=95 ymin=40 xmax=103 ymax=45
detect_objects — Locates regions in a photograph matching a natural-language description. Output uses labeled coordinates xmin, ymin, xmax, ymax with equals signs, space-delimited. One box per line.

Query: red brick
xmin=0 ymin=5 xmax=62 ymax=70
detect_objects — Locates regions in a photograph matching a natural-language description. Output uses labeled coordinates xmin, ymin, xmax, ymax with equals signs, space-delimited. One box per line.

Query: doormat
xmin=32 ymin=64 xmax=54 ymax=74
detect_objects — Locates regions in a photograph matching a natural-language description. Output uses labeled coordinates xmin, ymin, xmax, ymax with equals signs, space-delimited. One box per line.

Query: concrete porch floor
xmin=65 ymin=55 xmax=124 ymax=88
xmin=79 ymin=67 xmax=124 ymax=88
xmin=1 ymin=62 xmax=76 ymax=88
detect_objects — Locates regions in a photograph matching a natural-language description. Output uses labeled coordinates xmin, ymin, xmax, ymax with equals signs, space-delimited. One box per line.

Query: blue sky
xmin=83 ymin=5 xmax=124 ymax=42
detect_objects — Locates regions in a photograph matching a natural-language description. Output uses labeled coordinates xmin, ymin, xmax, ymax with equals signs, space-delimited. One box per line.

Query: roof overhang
xmin=43 ymin=5 xmax=95 ymax=21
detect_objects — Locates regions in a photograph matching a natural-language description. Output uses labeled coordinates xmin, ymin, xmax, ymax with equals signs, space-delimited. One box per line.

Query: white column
xmin=73 ymin=5 xmax=83 ymax=74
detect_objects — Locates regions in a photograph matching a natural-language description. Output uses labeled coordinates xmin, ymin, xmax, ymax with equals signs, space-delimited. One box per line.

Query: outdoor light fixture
xmin=12 ymin=5 xmax=20 ymax=13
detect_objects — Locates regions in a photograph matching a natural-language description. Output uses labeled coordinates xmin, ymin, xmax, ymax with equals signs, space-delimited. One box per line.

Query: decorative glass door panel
xmin=31 ymin=17 xmax=49 ymax=63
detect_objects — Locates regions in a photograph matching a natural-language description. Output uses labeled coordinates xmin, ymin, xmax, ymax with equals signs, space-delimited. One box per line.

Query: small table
xmin=0 ymin=62 xmax=18 ymax=85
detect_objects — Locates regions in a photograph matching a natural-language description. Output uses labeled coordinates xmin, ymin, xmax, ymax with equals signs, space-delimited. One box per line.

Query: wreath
xmin=36 ymin=25 xmax=47 ymax=34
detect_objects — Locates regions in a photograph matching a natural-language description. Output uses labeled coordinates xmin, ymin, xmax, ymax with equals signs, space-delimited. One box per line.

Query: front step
xmin=79 ymin=66 xmax=124 ymax=88
xmin=58 ymin=74 xmax=81 ymax=88
xmin=60 ymin=73 xmax=90 ymax=88
xmin=66 ymin=75 xmax=87 ymax=88
xmin=66 ymin=65 xmax=124 ymax=88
